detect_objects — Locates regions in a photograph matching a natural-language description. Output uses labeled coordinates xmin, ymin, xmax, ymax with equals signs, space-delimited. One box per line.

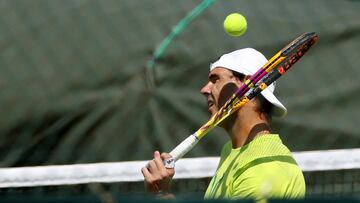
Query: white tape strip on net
xmin=0 ymin=148 xmax=359 ymax=188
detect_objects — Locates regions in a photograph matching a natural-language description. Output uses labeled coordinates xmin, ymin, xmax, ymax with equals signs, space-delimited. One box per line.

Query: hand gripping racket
xmin=164 ymin=32 xmax=318 ymax=167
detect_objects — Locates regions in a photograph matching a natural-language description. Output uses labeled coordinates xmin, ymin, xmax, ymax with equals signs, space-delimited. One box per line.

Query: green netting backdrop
xmin=0 ymin=0 xmax=359 ymax=167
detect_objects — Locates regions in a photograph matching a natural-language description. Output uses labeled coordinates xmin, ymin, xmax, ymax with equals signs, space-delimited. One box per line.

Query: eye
xmin=209 ymin=75 xmax=219 ymax=83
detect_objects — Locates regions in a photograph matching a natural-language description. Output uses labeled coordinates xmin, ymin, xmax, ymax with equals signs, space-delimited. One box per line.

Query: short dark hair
xmin=256 ymin=94 xmax=273 ymax=121
xmin=231 ymin=70 xmax=273 ymax=120
xmin=231 ymin=70 xmax=245 ymax=81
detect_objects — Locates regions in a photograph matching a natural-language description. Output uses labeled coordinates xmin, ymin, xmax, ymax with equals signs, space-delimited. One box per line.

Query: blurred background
xmin=0 ymin=0 xmax=359 ymax=201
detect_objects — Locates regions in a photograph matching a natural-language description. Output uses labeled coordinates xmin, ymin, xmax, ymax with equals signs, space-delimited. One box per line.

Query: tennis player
xmin=142 ymin=48 xmax=306 ymax=200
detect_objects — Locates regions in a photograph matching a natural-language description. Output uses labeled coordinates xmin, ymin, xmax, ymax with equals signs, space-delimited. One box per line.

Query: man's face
xmin=200 ymin=67 xmax=243 ymax=116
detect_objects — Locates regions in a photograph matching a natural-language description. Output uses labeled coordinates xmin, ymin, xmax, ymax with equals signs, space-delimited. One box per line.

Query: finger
xmin=147 ymin=160 xmax=159 ymax=173
xmin=141 ymin=167 xmax=153 ymax=181
xmin=154 ymin=151 xmax=166 ymax=170
xmin=161 ymin=152 xmax=172 ymax=160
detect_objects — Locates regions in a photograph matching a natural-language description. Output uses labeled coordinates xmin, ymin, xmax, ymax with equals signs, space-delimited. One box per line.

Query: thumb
xmin=161 ymin=152 xmax=172 ymax=160
xmin=154 ymin=150 xmax=161 ymax=158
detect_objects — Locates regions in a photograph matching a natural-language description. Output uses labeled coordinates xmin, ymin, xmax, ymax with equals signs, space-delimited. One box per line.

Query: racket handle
xmin=169 ymin=134 xmax=199 ymax=162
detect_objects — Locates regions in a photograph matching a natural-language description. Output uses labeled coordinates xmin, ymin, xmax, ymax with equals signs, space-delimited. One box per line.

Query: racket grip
xmin=169 ymin=134 xmax=199 ymax=162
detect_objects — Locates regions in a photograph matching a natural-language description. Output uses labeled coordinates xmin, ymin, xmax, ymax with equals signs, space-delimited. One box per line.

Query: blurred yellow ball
xmin=223 ymin=13 xmax=247 ymax=37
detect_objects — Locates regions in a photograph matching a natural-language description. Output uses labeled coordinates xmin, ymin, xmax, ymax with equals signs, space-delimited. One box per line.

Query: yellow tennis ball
xmin=223 ymin=13 xmax=247 ymax=37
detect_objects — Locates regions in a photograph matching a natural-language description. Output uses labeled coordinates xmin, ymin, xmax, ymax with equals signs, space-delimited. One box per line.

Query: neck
xmin=226 ymin=113 xmax=271 ymax=149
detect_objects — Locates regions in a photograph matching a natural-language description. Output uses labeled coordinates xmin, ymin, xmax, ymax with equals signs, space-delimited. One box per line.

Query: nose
xmin=200 ymin=82 xmax=211 ymax=96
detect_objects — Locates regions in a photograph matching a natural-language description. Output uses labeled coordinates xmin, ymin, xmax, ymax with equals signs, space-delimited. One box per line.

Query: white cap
xmin=210 ymin=48 xmax=287 ymax=117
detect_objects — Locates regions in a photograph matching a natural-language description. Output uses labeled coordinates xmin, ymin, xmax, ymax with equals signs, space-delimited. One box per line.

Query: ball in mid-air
xmin=223 ymin=13 xmax=247 ymax=37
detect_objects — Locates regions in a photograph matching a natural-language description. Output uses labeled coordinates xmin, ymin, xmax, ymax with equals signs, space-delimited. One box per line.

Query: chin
xmin=208 ymin=107 xmax=218 ymax=117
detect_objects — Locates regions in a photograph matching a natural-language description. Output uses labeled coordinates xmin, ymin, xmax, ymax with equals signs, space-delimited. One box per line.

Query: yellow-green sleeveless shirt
xmin=204 ymin=134 xmax=305 ymax=200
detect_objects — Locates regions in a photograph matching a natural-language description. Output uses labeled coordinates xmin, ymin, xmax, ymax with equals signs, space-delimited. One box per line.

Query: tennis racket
xmin=164 ymin=32 xmax=318 ymax=166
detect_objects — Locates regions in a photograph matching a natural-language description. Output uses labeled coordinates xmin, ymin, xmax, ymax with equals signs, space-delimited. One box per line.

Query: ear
xmin=252 ymin=98 xmax=269 ymax=121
